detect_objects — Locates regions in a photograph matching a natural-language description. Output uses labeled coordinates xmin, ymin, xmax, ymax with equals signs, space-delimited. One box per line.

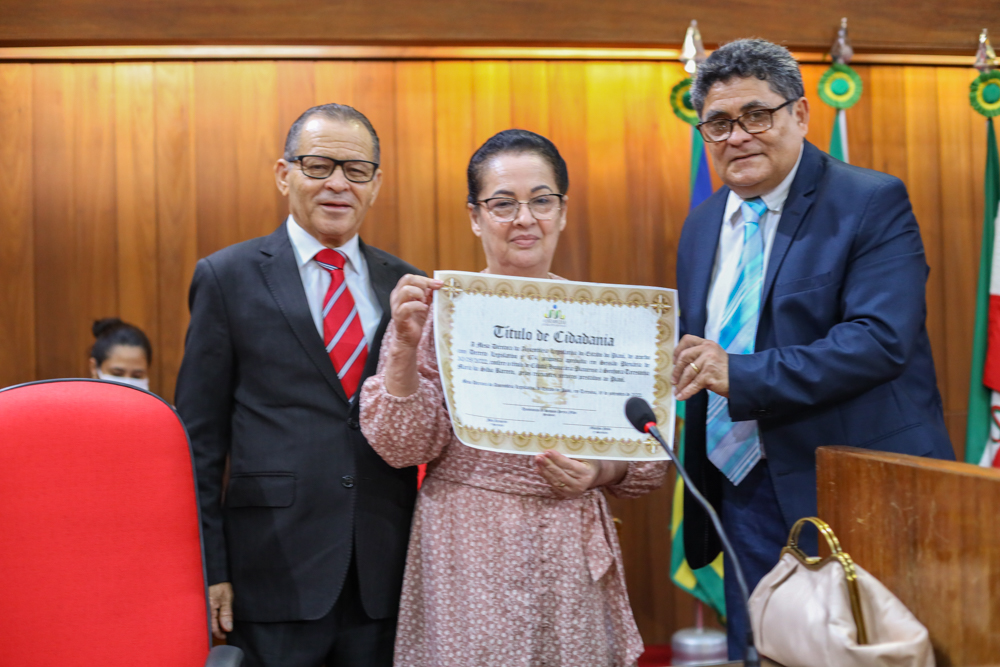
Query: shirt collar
xmin=723 ymin=143 xmax=805 ymax=225
xmin=286 ymin=214 xmax=363 ymax=272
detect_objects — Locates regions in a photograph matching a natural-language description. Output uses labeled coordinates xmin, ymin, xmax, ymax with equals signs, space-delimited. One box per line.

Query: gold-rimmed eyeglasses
xmin=475 ymin=194 xmax=565 ymax=223
xmin=696 ymin=99 xmax=796 ymax=143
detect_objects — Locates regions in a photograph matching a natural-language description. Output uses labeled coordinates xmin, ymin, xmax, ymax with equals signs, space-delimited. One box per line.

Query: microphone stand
xmin=642 ymin=420 xmax=761 ymax=667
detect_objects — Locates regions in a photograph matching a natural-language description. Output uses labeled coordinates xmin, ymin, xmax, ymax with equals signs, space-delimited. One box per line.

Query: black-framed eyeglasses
xmin=293 ymin=155 xmax=379 ymax=183
xmin=475 ymin=193 xmax=565 ymax=223
xmin=696 ymin=99 xmax=796 ymax=143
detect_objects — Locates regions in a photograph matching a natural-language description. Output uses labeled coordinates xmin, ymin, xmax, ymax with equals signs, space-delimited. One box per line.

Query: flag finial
xmin=975 ymin=29 xmax=997 ymax=74
xmin=830 ymin=17 xmax=854 ymax=65
xmin=681 ymin=20 xmax=706 ymax=75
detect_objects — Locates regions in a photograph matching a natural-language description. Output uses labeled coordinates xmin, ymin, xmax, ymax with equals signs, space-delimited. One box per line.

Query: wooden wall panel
xmin=0 ymin=0 xmax=993 ymax=54
xmin=800 ymin=64 xmax=836 ymax=158
xmin=1 ymin=54 xmax=993 ymax=646
xmin=846 ymin=65 xmax=875 ymax=171
xmin=433 ymin=61 xmax=479 ymax=272
xmin=547 ymin=61 xmax=590 ymax=281
xmin=937 ymin=68 xmax=984 ymax=457
xmin=0 ymin=64 xmax=35 ymax=389
xmin=234 ymin=63 xmax=281 ymax=242
xmin=355 ymin=61 xmax=401 ymax=257
xmin=114 ymin=63 xmax=160 ymax=385
xmin=585 ymin=62 xmax=630 ymax=285
xmin=394 ymin=61 xmax=438 ymax=274
xmin=32 ymin=64 xmax=119 ymax=382
xmin=510 ymin=62 xmax=550 ymax=137
xmin=154 ymin=62 xmax=198 ymax=404
xmin=193 ymin=63 xmax=243 ymax=258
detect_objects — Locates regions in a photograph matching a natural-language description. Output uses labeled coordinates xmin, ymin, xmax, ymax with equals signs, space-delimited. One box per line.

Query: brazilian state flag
xmin=669 ymin=108 xmax=726 ymax=618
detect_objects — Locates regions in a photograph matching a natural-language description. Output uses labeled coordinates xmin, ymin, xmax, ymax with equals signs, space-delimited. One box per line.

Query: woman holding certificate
xmin=361 ymin=129 xmax=667 ymax=667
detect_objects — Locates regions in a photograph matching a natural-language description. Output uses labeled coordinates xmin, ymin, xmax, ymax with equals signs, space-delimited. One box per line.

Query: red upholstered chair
xmin=0 ymin=379 xmax=242 ymax=667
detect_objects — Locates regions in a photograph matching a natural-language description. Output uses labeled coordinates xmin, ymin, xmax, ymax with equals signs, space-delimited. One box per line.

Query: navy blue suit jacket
xmin=677 ymin=141 xmax=954 ymax=568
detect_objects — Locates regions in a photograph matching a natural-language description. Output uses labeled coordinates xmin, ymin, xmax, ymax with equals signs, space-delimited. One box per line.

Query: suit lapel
xmin=760 ymin=142 xmax=822 ymax=306
xmin=687 ymin=188 xmax=730 ymax=337
xmin=358 ymin=239 xmax=398 ymax=389
xmin=258 ymin=226 xmax=350 ymax=404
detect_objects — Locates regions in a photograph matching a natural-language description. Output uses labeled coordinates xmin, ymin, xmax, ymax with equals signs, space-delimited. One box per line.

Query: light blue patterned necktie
xmin=706 ymin=197 xmax=768 ymax=485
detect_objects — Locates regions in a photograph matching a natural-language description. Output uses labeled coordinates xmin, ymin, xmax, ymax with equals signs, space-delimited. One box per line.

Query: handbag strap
xmin=781 ymin=517 xmax=869 ymax=645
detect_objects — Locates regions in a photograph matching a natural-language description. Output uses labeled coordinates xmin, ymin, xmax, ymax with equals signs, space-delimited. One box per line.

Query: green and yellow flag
xmin=669 ymin=66 xmax=726 ymax=619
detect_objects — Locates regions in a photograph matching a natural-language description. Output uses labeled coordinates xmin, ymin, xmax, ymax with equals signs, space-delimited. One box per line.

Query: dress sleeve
xmin=360 ymin=318 xmax=455 ymax=468
xmin=604 ymin=460 xmax=669 ymax=499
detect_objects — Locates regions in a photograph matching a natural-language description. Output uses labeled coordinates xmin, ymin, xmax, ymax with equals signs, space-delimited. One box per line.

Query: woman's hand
xmin=390 ymin=274 xmax=444 ymax=349
xmin=534 ymin=450 xmax=628 ymax=499
xmin=385 ymin=274 xmax=443 ymax=397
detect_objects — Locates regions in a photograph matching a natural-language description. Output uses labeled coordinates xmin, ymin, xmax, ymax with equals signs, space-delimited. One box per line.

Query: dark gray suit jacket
xmin=175 ymin=224 xmax=423 ymax=623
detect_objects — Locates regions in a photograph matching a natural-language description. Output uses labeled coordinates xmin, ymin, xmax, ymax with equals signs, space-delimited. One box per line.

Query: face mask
xmin=97 ymin=372 xmax=150 ymax=392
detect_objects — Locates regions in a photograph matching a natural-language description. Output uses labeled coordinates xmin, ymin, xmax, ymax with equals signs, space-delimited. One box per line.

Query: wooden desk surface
xmin=817 ymin=446 xmax=1000 ymax=666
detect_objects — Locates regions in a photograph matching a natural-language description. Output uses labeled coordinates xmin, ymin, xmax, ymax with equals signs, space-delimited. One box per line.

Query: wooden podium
xmin=816 ymin=446 xmax=1000 ymax=666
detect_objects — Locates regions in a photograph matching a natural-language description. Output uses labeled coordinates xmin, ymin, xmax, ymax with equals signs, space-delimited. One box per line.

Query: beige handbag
xmin=748 ymin=517 xmax=934 ymax=667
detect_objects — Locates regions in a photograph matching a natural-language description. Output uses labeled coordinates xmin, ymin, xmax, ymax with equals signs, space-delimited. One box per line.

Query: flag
xmin=829 ymin=109 xmax=849 ymax=163
xmin=668 ymin=127 xmax=726 ymax=619
xmin=818 ymin=62 xmax=862 ymax=163
xmin=966 ymin=118 xmax=1000 ymax=467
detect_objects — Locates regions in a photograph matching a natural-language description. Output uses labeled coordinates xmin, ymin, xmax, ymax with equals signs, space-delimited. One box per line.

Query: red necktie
xmin=315 ymin=248 xmax=369 ymax=397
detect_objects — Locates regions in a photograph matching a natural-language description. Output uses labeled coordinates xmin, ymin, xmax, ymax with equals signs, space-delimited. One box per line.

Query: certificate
xmin=433 ymin=271 xmax=676 ymax=461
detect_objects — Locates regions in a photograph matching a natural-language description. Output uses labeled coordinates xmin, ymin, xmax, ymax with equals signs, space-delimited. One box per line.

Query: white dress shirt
xmin=704 ymin=146 xmax=804 ymax=344
xmin=286 ymin=215 xmax=383 ymax=349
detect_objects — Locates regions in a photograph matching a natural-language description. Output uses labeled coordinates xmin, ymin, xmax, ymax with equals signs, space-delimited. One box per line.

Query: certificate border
xmin=434 ymin=271 xmax=676 ymax=460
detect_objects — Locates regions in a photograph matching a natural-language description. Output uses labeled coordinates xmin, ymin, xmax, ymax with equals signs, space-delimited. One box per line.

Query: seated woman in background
xmin=88 ymin=318 xmax=152 ymax=392
xmin=361 ymin=129 xmax=667 ymax=667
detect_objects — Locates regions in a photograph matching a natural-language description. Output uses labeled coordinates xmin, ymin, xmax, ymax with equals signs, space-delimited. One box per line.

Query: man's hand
xmin=208 ymin=582 xmax=234 ymax=640
xmin=671 ymin=335 xmax=729 ymax=401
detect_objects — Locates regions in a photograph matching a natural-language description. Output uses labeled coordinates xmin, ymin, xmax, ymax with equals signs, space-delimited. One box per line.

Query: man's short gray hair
xmin=690 ymin=39 xmax=804 ymax=117
xmin=283 ymin=103 xmax=380 ymax=163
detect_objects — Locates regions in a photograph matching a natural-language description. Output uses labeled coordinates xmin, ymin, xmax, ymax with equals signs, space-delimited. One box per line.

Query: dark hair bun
xmin=92 ymin=317 xmax=125 ymax=339
xmin=90 ymin=318 xmax=153 ymax=365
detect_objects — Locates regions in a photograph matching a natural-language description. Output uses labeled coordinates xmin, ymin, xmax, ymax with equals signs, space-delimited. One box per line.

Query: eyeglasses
xmin=475 ymin=194 xmax=565 ymax=223
xmin=696 ymin=99 xmax=796 ymax=143
xmin=293 ymin=155 xmax=379 ymax=183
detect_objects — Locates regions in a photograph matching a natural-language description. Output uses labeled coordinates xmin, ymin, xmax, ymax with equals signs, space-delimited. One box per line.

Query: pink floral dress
xmin=360 ymin=317 xmax=668 ymax=667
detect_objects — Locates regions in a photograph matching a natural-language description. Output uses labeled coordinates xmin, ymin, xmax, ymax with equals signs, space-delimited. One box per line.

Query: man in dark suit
xmin=670 ymin=39 xmax=954 ymax=657
xmin=175 ymin=104 xmax=422 ymax=667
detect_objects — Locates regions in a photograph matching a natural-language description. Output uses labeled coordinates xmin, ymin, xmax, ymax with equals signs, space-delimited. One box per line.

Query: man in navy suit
xmin=671 ymin=39 xmax=954 ymax=657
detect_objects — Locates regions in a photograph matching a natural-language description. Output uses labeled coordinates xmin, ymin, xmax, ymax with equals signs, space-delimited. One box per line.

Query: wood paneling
xmin=0 ymin=64 xmax=35 ymax=387
xmin=114 ymin=63 xmax=160 ymax=384
xmin=0 ymin=0 xmax=994 ymax=54
xmin=817 ymin=446 xmax=1000 ymax=665
xmin=395 ymin=61 xmax=438 ymax=272
xmin=154 ymin=62 xmax=198 ymax=404
xmin=0 ymin=45 xmax=984 ymax=67
xmin=0 ymin=54 xmax=991 ymax=645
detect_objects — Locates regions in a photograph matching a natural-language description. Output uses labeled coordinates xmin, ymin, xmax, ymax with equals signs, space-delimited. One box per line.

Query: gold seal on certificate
xmin=433 ymin=271 xmax=676 ymax=461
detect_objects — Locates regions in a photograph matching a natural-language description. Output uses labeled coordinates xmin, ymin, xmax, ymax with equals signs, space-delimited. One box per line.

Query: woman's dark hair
xmin=466 ymin=129 xmax=569 ymax=204
xmin=90 ymin=318 xmax=152 ymax=365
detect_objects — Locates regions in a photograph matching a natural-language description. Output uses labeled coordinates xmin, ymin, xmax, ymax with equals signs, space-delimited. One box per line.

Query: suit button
xmin=348 ymin=419 xmax=360 ymax=430
xmin=341 ymin=475 xmax=355 ymax=488
xmin=750 ymin=408 xmax=771 ymax=418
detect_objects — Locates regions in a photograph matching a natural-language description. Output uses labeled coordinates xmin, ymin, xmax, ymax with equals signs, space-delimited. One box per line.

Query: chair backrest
xmin=0 ymin=379 xmax=211 ymax=666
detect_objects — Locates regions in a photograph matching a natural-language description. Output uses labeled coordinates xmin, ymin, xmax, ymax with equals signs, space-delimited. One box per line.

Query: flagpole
xmin=821 ymin=18 xmax=860 ymax=163
xmin=965 ymin=29 xmax=1000 ymax=468
xmin=668 ymin=20 xmax=728 ymax=667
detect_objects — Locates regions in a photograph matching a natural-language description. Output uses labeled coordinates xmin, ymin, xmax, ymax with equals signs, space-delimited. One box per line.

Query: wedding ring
xmin=558 ymin=482 xmax=567 ymax=488
xmin=690 ymin=362 xmax=700 ymax=374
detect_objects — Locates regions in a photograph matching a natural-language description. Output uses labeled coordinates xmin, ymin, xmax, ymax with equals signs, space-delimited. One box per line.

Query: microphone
xmin=625 ymin=397 xmax=760 ymax=667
